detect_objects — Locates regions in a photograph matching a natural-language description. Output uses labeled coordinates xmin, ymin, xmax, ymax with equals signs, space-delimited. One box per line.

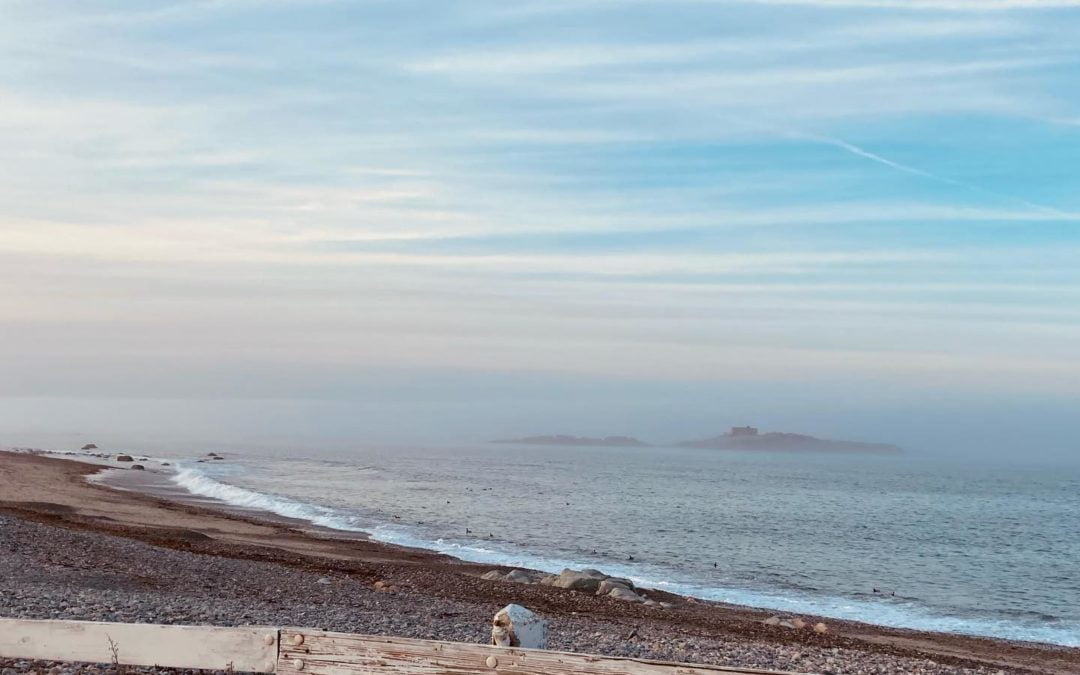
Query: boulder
xmin=491 ymin=604 xmax=547 ymax=649
xmin=538 ymin=574 xmax=559 ymax=586
xmin=607 ymin=586 xmax=646 ymax=603
xmin=130 ymin=464 xmax=145 ymax=471
xmin=764 ymin=616 xmax=782 ymax=626
xmin=505 ymin=569 xmax=534 ymax=584
xmin=813 ymin=622 xmax=828 ymax=634
xmin=115 ymin=454 xmax=134 ymax=462
xmin=81 ymin=444 xmax=98 ymax=450
xmin=316 ymin=577 xmax=331 ymax=585
xmin=481 ymin=570 xmax=506 ymax=581
xmin=597 ymin=578 xmax=632 ymax=596
xmin=552 ymin=568 xmax=607 ymax=592
xmin=792 ymin=618 xmax=806 ymax=629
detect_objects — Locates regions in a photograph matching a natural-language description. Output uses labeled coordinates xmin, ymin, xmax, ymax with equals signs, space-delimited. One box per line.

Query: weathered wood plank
xmin=0 ymin=619 xmax=278 ymax=673
xmin=278 ymin=629 xmax=809 ymax=675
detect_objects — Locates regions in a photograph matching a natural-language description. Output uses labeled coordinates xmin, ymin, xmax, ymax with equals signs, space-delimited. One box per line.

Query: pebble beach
xmin=1 ymin=452 xmax=1076 ymax=675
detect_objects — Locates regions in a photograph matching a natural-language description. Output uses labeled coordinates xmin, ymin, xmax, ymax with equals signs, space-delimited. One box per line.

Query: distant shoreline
xmin=491 ymin=428 xmax=901 ymax=454
xmin=491 ymin=434 xmax=650 ymax=447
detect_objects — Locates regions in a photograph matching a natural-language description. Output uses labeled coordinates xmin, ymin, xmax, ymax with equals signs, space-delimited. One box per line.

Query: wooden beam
xmin=278 ymin=629 xmax=806 ymax=675
xmin=0 ymin=619 xmax=278 ymax=673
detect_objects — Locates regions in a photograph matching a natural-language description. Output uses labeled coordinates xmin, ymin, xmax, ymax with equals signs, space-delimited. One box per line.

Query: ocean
xmin=98 ymin=441 xmax=1079 ymax=647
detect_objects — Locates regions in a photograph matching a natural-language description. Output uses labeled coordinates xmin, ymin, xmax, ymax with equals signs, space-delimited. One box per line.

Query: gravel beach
xmin=1 ymin=452 xmax=1076 ymax=675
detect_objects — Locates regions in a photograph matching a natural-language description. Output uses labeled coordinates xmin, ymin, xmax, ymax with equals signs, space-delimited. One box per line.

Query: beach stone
xmin=481 ymin=570 xmax=506 ymax=581
xmin=130 ymin=464 xmax=145 ymax=471
xmin=793 ymin=618 xmax=806 ymax=629
xmin=114 ymin=455 xmax=133 ymax=462
xmin=81 ymin=444 xmax=97 ymax=450
xmin=316 ymin=576 xmax=331 ymax=585
xmin=553 ymin=568 xmax=607 ymax=592
xmin=779 ymin=620 xmax=796 ymax=629
xmin=505 ymin=569 xmax=533 ymax=584
xmin=764 ymin=616 xmax=782 ymax=626
xmin=491 ymin=604 xmax=547 ymax=649
xmin=813 ymin=622 xmax=828 ymax=634
xmin=608 ymin=586 xmax=645 ymax=603
xmin=597 ymin=578 xmax=632 ymax=596
xmin=538 ymin=574 xmax=558 ymax=586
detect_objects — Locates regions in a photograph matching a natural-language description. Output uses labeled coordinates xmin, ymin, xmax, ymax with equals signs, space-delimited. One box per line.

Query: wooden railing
xmin=0 ymin=619 xmax=806 ymax=674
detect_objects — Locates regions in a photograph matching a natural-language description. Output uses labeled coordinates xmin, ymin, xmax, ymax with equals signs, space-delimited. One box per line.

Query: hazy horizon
xmin=2 ymin=1 xmax=1078 ymax=463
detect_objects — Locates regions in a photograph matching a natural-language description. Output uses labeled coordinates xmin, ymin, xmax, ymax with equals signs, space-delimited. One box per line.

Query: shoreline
xmin=1 ymin=450 xmax=1077 ymax=674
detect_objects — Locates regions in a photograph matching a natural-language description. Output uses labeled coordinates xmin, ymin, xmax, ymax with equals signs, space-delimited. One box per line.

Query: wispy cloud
xmin=1 ymin=0 xmax=1079 ymax=420
xmin=735 ymin=0 xmax=1080 ymax=9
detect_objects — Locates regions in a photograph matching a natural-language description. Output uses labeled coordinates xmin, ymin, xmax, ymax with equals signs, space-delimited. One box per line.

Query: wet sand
xmin=1 ymin=451 xmax=1076 ymax=674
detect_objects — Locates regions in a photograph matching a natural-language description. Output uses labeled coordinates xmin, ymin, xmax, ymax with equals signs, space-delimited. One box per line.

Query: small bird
xmin=488 ymin=533 xmax=494 ymax=538
xmin=713 ymin=562 xmax=718 ymax=568
xmin=466 ymin=528 xmax=472 ymax=534
xmin=627 ymin=554 xmax=634 ymax=561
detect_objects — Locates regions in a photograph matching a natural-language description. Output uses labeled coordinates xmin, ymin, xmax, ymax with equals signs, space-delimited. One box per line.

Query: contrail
xmin=794 ymin=131 xmax=1072 ymax=217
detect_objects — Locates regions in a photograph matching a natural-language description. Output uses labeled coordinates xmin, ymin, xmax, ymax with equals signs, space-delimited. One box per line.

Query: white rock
xmin=491 ymin=604 xmax=547 ymax=649
xmin=552 ymin=568 xmax=607 ymax=592
xmin=608 ymin=586 xmax=646 ymax=603
xmin=505 ymin=569 xmax=534 ymax=584
xmin=597 ymin=579 xmax=632 ymax=596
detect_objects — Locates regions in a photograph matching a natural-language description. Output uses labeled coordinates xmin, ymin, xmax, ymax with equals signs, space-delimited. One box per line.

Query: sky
xmin=1 ymin=0 xmax=1078 ymax=459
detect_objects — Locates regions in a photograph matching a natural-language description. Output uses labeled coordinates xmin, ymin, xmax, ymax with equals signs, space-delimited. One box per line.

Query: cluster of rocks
xmin=482 ymin=568 xmax=674 ymax=608
xmin=764 ymin=615 xmax=829 ymax=633
xmin=113 ymin=455 xmax=151 ymax=470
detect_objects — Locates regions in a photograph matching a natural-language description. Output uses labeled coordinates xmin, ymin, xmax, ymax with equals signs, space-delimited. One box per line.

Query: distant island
xmin=490 ymin=426 xmax=899 ymax=453
xmin=678 ymin=426 xmax=901 ymax=454
xmin=492 ymin=435 xmax=651 ymax=447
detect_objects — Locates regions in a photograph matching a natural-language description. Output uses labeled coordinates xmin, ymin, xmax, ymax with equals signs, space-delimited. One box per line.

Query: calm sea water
xmin=128 ymin=443 xmax=1080 ymax=646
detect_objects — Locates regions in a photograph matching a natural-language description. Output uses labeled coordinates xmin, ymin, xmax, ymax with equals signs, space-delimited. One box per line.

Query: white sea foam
xmin=166 ymin=464 xmax=1080 ymax=648
xmin=170 ymin=465 xmax=369 ymax=533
